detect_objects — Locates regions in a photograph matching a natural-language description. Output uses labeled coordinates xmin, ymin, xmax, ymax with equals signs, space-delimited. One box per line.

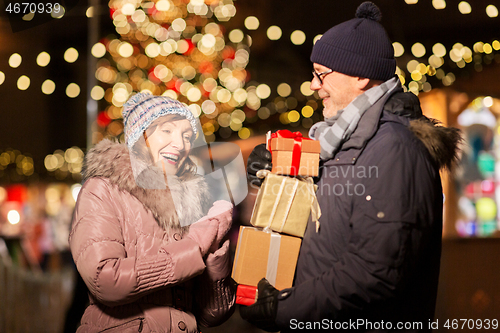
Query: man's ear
xmin=356 ymin=77 xmax=371 ymax=90
xmin=357 ymin=78 xmax=383 ymax=91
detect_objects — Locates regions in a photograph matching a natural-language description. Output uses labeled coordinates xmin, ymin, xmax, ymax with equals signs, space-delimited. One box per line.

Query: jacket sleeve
xmin=275 ymin=137 xmax=437 ymax=324
xmin=193 ymin=240 xmax=236 ymax=327
xmin=69 ymin=178 xmax=206 ymax=307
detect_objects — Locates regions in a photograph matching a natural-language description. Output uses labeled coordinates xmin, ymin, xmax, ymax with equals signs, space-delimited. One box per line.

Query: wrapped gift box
xmin=269 ymin=131 xmax=321 ymax=177
xmin=231 ymin=226 xmax=301 ymax=290
xmin=236 ymin=284 xmax=258 ymax=306
xmin=250 ymin=172 xmax=320 ymax=238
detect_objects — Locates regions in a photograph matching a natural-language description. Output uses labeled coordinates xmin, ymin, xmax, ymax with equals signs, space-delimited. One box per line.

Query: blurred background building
xmin=1 ymin=0 xmax=500 ymax=331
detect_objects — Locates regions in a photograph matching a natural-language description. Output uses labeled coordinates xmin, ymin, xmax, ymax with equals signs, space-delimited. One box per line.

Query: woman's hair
xmin=131 ymin=114 xmax=197 ymax=180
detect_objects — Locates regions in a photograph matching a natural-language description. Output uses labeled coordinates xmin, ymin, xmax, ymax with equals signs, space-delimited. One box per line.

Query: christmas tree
xmin=95 ymin=0 xmax=255 ymax=143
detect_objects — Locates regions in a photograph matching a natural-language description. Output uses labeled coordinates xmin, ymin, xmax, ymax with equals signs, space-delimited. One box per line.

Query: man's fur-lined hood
xmin=82 ymin=139 xmax=212 ymax=232
xmin=409 ymin=117 xmax=462 ymax=171
xmin=386 ymin=91 xmax=463 ymax=171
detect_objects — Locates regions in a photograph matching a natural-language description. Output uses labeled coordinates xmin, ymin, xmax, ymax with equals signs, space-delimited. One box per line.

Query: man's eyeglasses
xmin=312 ymin=69 xmax=333 ymax=85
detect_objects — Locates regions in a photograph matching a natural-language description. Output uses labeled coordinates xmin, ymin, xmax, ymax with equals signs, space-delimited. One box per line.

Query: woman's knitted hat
xmin=310 ymin=2 xmax=396 ymax=81
xmin=122 ymin=92 xmax=198 ymax=149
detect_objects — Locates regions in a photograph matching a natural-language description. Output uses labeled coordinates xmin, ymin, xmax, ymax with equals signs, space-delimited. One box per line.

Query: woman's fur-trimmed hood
xmin=81 ymin=139 xmax=212 ymax=232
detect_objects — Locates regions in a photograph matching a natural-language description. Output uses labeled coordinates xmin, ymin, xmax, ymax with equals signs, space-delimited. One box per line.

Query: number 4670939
xmin=443 ymin=319 xmax=498 ymax=330
xmin=5 ymin=2 xmax=61 ymax=14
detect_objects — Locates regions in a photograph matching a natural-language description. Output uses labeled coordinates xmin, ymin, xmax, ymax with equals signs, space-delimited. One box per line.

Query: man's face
xmin=311 ymin=63 xmax=364 ymax=119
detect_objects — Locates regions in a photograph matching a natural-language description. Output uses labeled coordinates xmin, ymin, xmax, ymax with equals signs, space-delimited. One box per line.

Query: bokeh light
xmin=121 ymin=3 xmax=136 ymax=15
xmin=188 ymin=104 xmax=202 ymax=118
xmin=486 ymin=5 xmax=498 ymax=17
xmin=288 ymin=110 xmax=300 ymax=122
xmin=256 ymin=84 xmax=271 ymax=99
xmin=277 ymin=83 xmax=291 ymax=97
xmin=483 ymin=96 xmax=494 ymax=108
xmin=91 ymin=43 xmax=107 ymax=58
xmin=429 ymin=55 xmax=444 ymax=68
xmin=238 ymin=127 xmax=251 ymax=139
xmin=22 ymin=12 xmax=34 ymax=21
xmin=301 ymin=105 xmax=314 ymax=118
xmin=267 ymin=26 xmax=282 ymax=40
xmin=118 ymin=42 xmax=134 ymax=57
xmin=290 ymin=30 xmax=306 ymax=45
xmin=393 ymin=42 xmax=404 ymax=57
xmin=9 ymin=53 xmax=22 ymax=68
xmin=91 ymin=86 xmax=105 ymax=100
xmin=17 ymin=75 xmax=30 ymax=90
xmin=0 ymin=72 xmax=5 ymax=85
xmin=432 ymin=43 xmax=446 ymax=57
xmin=37 ymin=52 xmax=51 ymax=67
xmin=258 ymin=107 xmax=270 ymax=119
xmin=411 ymin=43 xmax=426 ymax=58
xmin=406 ymin=59 xmax=420 ymax=73
xmin=51 ymin=4 xmax=65 ymax=18
xmin=41 ymin=80 xmax=56 ymax=95
xmin=244 ymin=16 xmax=259 ymax=30
xmin=229 ymin=29 xmax=244 ymax=43
xmin=187 ymin=87 xmax=202 ymax=102
xmin=86 ymin=6 xmax=94 ymax=17
xmin=300 ymin=81 xmax=314 ymax=96
xmin=66 ymin=83 xmax=80 ymax=98
xmin=432 ymin=0 xmax=446 ymax=9
xmin=64 ymin=47 xmax=79 ymax=63
xmin=172 ymin=18 xmax=187 ymax=32
xmin=458 ymin=1 xmax=471 ymax=14
xmin=7 ymin=210 xmax=20 ymax=225
xmin=156 ymin=0 xmax=171 ymax=11
xmin=71 ymin=184 xmax=82 ymax=202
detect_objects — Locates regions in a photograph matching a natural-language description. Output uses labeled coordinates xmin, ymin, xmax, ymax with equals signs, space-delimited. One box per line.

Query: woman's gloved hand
xmin=207 ymin=200 xmax=233 ymax=253
xmin=247 ymin=143 xmax=272 ymax=187
xmin=187 ymin=200 xmax=233 ymax=256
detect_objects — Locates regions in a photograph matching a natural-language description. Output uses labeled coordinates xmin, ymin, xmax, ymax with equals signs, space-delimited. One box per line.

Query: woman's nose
xmin=170 ymin=132 xmax=185 ymax=150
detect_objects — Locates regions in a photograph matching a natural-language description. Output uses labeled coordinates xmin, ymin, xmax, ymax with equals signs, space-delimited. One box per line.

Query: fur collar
xmin=386 ymin=91 xmax=463 ymax=171
xmin=409 ymin=117 xmax=463 ymax=171
xmin=81 ymin=139 xmax=212 ymax=233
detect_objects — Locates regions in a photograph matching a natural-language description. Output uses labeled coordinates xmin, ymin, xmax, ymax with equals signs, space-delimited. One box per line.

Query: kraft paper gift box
xmin=231 ymin=226 xmax=302 ymax=291
xmin=236 ymin=284 xmax=257 ymax=306
xmin=250 ymin=171 xmax=321 ymax=238
xmin=268 ymin=130 xmax=321 ymax=177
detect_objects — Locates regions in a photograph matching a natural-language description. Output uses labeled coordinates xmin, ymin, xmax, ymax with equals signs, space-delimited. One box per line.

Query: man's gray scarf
xmin=309 ymin=77 xmax=400 ymax=161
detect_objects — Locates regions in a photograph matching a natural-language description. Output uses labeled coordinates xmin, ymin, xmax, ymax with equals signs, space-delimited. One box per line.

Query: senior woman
xmin=69 ymin=93 xmax=235 ymax=333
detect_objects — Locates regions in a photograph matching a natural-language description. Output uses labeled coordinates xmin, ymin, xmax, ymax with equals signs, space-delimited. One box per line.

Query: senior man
xmin=242 ymin=2 xmax=461 ymax=332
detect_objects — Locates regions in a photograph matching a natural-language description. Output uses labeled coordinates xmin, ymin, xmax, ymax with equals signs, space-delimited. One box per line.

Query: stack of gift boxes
xmin=232 ymin=130 xmax=321 ymax=305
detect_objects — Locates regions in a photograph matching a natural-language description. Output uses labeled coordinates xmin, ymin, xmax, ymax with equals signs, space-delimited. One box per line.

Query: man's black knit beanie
xmin=310 ymin=2 xmax=396 ymax=81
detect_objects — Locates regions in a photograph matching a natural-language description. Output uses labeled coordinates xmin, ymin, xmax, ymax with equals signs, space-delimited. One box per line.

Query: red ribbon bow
xmin=268 ymin=130 xmax=311 ymax=176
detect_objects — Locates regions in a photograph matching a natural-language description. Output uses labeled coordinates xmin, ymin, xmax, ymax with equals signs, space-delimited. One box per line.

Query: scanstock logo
xmin=1 ymin=0 xmax=80 ymax=32
xmin=166 ymin=141 xmax=248 ymax=227
xmin=130 ymin=116 xmax=248 ymax=228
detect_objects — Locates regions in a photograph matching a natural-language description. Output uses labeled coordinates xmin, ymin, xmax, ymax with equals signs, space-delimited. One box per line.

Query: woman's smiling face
xmin=145 ymin=116 xmax=194 ymax=175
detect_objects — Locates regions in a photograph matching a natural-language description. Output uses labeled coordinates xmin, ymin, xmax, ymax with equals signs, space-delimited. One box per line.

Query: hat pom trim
xmin=355 ymin=1 xmax=382 ymax=22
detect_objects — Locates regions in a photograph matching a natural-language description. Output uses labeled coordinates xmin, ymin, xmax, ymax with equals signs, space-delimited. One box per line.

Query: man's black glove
xmin=247 ymin=144 xmax=272 ymax=187
xmin=239 ymin=278 xmax=280 ymax=332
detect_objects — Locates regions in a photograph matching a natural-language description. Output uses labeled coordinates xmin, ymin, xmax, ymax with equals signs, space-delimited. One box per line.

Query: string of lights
xmin=1 ymin=0 xmax=500 ymax=178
